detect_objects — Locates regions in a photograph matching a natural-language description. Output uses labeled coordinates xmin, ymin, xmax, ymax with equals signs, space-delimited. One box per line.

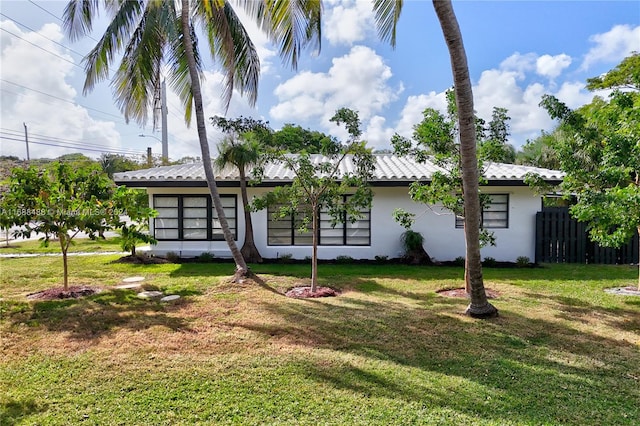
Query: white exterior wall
xmin=146 ymin=185 xmax=542 ymax=262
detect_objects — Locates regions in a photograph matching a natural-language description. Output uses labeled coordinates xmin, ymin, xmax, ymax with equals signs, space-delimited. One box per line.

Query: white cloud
xmin=536 ymin=54 xmax=572 ymax=79
xmin=324 ymin=0 xmax=375 ymax=46
xmin=581 ymin=24 xmax=640 ymax=70
xmin=500 ymin=52 xmax=537 ymax=78
xmin=0 ymin=20 xmax=123 ymax=159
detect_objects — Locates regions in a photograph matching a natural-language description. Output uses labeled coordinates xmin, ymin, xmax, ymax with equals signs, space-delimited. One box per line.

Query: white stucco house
xmin=113 ymin=154 xmax=563 ymax=262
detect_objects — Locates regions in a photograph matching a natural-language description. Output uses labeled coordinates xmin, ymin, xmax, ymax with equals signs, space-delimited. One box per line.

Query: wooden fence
xmin=535 ymin=207 xmax=639 ymax=264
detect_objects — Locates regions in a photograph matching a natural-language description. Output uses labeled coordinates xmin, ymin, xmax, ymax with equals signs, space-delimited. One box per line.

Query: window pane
xmin=155 ymin=208 xmax=178 ymax=218
xmin=184 ymin=229 xmax=207 ymax=239
xmin=221 ymin=197 xmax=235 ymax=208
xmin=183 ymin=197 xmax=207 ymax=208
xmin=155 ymin=197 xmax=178 ymax=208
xmin=156 ymin=218 xmax=178 ymax=228
xmin=294 ymin=236 xmax=313 ymax=245
xmin=184 ymin=219 xmax=206 ymax=229
xmin=156 ymin=229 xmax=179 ymax=239
xmin=184 ymin=208 xmax=207 ymax=218
xmin=320 ymin=237 xmax=343 ymax=245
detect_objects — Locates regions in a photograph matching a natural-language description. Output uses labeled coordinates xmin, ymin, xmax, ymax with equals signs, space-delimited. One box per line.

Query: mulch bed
xmin=26 ymin=286 xmax=102 ymax=301
xmin=437 ymin=287 xmax=500 ymax=299
xmin=285 ymin=286 xmax=339 ymax=299
xmin=112 ymin=254 xmax=169 ymax=264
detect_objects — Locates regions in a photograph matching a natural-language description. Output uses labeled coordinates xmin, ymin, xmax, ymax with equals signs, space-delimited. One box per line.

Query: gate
xmin=535 ymin=207 xmax=639 ymax=264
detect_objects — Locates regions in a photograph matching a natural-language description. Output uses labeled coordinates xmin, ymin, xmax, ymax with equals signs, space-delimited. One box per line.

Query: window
xmin=153 ymin=195 xmax=236 ymax=240
xmin=268 ymin=196 xmax=371 ymax=246
xmin=455 ymin=194 xmax=509 ymax=229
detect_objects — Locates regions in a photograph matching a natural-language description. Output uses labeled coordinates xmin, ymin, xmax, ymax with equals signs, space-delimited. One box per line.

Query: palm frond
xmin=373 ymin=0 xmax=403 ymax=48
xmin=63 ymin=0 xmax=101 ymax=41
xmin=238 ymin=0 xmax=322 ymax=70
xmin=78 ymin=0 xmax=145 ymax=94
xmin=111 ymin=2 xmax=173 ymax=125
xmin=194 ymin=0 xmax=261 ymax=109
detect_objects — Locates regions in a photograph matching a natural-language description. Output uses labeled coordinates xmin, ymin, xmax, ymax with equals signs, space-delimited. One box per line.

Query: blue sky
xmin=1 ymin=0 xmax=639 ymax=161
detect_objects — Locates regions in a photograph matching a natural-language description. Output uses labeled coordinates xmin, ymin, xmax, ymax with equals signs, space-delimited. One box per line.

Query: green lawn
xmin=1 ymin=257 xmax=638 ymax=425
xmin=0 ymin=236 xmax=126 ymax=254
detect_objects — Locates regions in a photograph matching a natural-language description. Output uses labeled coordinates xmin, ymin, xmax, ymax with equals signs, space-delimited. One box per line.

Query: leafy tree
xmin=391 ymin=90 xmax=513 ymax=291
xmin=63 ymin=0 xmax=322 ymax=281
xmin=114 ymin=188 xmax=157 ymax=256
xmin=540 ymin=53 xmax=640 ymax=289
xmin=374 ymin=0 xmax=498 ymax=317
xmin=99 ymin=154 xmax=143 ymax=178
xmin=272 ymin=124 xmax=335 ymax=153
xmin=211 ymin=116 xmax=273 ymax=263
xmin=4 ymin=163 xmax=121 ymax=289
xmin=253 ymin=108 xmax=374 ymax=292
xmin=516 ymin=130 xmax=561 ymax=169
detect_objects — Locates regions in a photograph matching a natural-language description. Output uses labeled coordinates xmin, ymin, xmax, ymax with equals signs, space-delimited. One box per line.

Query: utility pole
xmin=161 ymin=79 xmax=168 ymax=165
xmin=23 ymin=122 xmax=30 ymax=163
xmin=147 ymin=147 xmax=152 ymax=168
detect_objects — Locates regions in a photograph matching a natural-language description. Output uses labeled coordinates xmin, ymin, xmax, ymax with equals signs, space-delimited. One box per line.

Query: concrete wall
xmin=147 ymin=185 xmax=541 ymax=262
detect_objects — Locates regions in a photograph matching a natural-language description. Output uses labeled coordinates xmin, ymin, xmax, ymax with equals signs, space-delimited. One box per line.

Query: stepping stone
xmin=160 ymin=295 xmax=180 ymax=302
xmin=122 ymin=276 xmax=145 ymax=283
xmin=137 ymin=291 xmax=163 ymax=299
xmin=115 ymin=283 xmax=142 ymax=289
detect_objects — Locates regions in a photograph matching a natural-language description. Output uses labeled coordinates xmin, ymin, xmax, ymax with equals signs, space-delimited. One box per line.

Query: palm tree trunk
xmin=637 ymin=226 xmax=639 ymax=291
xmin=180 ymin=0 xmax=248 ymax=279
xmin=239 ymin=168 xmax=262 ymax=263
xmin=433 ymin=0 xmax=497 ymax=318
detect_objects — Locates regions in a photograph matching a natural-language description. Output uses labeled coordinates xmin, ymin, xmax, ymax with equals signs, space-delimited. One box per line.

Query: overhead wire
xmin=26 ymin=0 xmax=101 ymax=43
xmin=0 ymin=27 xmax=83 ymax=69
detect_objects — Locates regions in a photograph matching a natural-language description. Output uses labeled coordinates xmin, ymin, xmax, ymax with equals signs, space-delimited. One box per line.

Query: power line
xmin=0 ymin=27 xmax=83 ymax=69
xmin=0 ymin=79 xmax=126 ymax=121
xmin=0 ymin=128 xmax=146 ymax=155
xmin=0 ymin=12 xmax=86 ymax=58
xmin=1 ymin=135 xmax=145 ymax=156
xmin=27 ymin=0 xmax=101 ymax=43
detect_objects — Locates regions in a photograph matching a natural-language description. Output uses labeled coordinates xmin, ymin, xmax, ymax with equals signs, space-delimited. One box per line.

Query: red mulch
xmin=26 ymin=286 xmax=101 ymax=301
xmin=285 ymin=286 xmax=339 ymax=299
xmin=437 ymin=287 xmax=500 ymax=299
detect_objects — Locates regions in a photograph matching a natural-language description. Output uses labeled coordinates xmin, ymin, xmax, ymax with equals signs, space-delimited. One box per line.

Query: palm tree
xmin=63 ymin=0 xmax=322 ymax=280
xmin=214 ymin=134 xmax=264 ymax=263
xmin=374 ymin=0 xmax=497 ymax=317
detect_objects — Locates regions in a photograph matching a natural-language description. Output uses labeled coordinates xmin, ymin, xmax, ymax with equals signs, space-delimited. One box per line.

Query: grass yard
xmin=1 ymin=256 xmax=639 ymax=425
xmin=0 ymin=237 xmax=126 ymax=254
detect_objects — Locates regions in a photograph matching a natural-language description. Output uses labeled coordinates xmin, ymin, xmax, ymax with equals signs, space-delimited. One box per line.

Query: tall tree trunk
xmin=433 ymin=0 xmax=497 ymax=318
xmin=180 ymin=0 xmax=248 ymax=279
xmin=239 ymin=168 xmax=262 ymax=263
xmin=311 ymin=202 xmax=319 ymax=293
xmin=637 ymin=226 xmax=639 ymax=291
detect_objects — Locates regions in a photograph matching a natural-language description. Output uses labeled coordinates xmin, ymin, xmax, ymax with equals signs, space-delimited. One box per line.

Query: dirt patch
xmin=112 ymin=254 xmax=169 ymax=264
xmin=437 ymin=287 xmax=500 ymax=299
xmin=27 ymin=286 xmax=102 ymax=301
xmin=604 ymin=286 xmax=640 ymax=296
xmin=285 ymin=286 xmax=339 ymax=299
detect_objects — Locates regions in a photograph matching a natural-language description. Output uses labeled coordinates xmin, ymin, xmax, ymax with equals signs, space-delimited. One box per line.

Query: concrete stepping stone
xmin=160 ymin=295 xmax=180 ymax=302
xmin=122 ymin=276 xmax=145 ymax=283
xmin=137 ymin=291 xmax=163 ymax=299
xmin=114 ymin=283 xmax=142 ymax=289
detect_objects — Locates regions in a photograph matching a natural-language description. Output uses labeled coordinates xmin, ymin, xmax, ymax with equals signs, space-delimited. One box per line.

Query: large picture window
xmin=455 ymin=194 xmax=509 ymax=229
xmin=267 ymin=196 xmax=371 ymax=246
xmin=153 ymin=195 xmax=236 ymax=241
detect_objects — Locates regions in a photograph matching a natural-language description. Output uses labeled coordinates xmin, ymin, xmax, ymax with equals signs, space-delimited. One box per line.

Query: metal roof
xmin=113 ymin=154 xmax=564 ymax=185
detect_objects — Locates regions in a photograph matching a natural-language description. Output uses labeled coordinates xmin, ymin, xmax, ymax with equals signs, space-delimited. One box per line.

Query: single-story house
xmin=113 ymin=154 xmax=563 ymax=262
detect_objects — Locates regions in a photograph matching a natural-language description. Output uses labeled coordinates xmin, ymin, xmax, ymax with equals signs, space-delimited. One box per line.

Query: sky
xmin=0 ymin=0 xmax=639 ymax=162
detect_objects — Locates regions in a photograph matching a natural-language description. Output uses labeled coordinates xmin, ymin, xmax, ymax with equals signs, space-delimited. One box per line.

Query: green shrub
xmin=401 ymin=230 xmax=424 ymax=253
xmin=374 ymin=255 xmax=388 ymax=263
xmin=516 ymin=256 xmax=530 ymax=267
xmin=279 ymin=253 xmax=293 ymax=263
xmin=483 ymin=256 xmax=497 ymax=267
xmin=336 ymin=255 xmax=354 ymax=264
xmin=454 ymin=256 xmax=465 ymax=267
xmin=165 ymin=251 xmax=180 ymax=263
xmin=197 ymin=252 xmax=215 ymax=263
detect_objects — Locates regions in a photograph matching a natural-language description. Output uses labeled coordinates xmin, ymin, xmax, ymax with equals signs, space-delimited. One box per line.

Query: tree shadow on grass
xmin=232 ymin=287 xmax=640 ymax=425
xmin=5 ymin=289 xmax=195 ymax=340
xmin=0 ymin=398 xmax=45 ymax=426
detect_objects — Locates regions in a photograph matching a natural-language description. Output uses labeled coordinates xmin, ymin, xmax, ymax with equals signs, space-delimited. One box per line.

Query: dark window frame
xmin=153 ymin=194 xmax=237 ymax=241
xmin=455 ymin=194 xmax=509 ymax=229
xmin=267 ymin=196 xmax=371 ymax=246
